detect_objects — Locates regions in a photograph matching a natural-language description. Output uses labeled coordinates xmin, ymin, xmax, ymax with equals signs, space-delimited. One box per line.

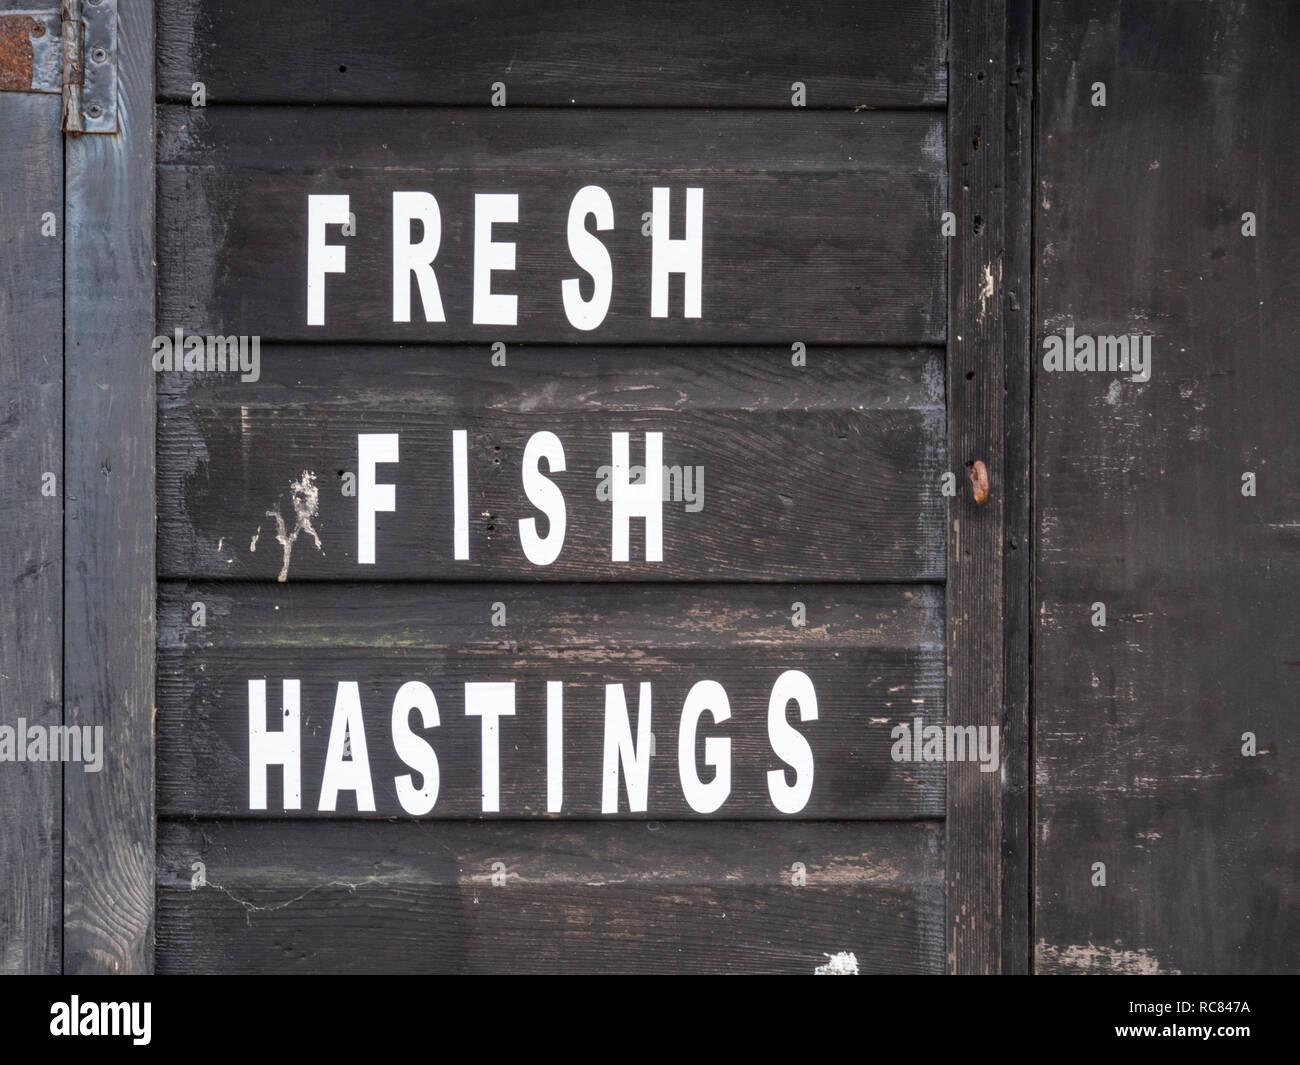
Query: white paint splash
xmin=977 ymin=264 xmax=995 ymax=320
xmin=814 ymin=951 xmax=859 ymax=975
xmin=265 ymin=472 xmax=323 ymax=582
xmin=1037 ymin=941 xmax=1177 ymax=975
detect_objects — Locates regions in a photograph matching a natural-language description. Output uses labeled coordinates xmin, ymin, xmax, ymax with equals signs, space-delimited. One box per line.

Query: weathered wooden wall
xmin=151 ymin=0 xmax=962 ymax=974
xmin=1034 ymin=0 xmax=1300 ymax=973
xmin=62 ymin=0 xmax=156 ymax=974
xmin=0 ymin=17 xmax=62 ymax=971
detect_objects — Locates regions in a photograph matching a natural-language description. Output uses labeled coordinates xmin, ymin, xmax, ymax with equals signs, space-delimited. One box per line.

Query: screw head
xmin=91 ymin=46 xmax=108 ymax=64
xmin=86 ymin=102 xmax=103 ymax=119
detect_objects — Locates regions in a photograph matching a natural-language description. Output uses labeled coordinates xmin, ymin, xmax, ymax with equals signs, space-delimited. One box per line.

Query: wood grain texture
xmin=156 ymin=106 xmax=946 ymax=343
xmin=0 ymin=88 xmax=61 ymax=974
xmin=1000 ymin=0 xmax=1034 ymax=975
xmin=157 ymin=819 xmax=945 ymax=973
xmin=946 ymin=0 xmax=1008 ymax=974
xmin=156 ymin=0 xmax=946 ymax=108
xmin=63 ymin=0 xmax=156 ymax=973
xmin=157 ymin=581 xmax=945 ymax=819
xmin=157 ymin=346 xmax=946 ymax=581
xmin=1034 ymin=0 xmax=1300 ymax=973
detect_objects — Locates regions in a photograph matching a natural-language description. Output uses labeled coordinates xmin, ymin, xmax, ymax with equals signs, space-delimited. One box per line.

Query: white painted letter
xmin=307 ymin=194 xmax=350 ymax=326
xmin=678 ymin=679 xmax=731 ymax=814
xmin=392 ymin=681 xmax=440 ymax=815
xmin=392 ymin=191 xmax=445 ymax=323
xmin=547 ymin=680 xmax=563 ymax=813
xmin=562 ymin=185 xmax=614 ymax=330
xmin=650 ymin=187 xmax=703 ymax=318
xmin=357 ymin=433 xmax=398 ymax=565
xmin=602 ymin=682 xmax=652 ymax=813
xmin=453 ymin=429 xmax=469 ymax=559
xmin=473 ymin=193 xmax=519 ymax=325
xmin=465 ymin=681 xmax=516 ymax=812
xmin=319 ymin=681 xmax=376 ymax=812
xmin=249 ymin=678 xmax=301 ymax=810
xmin=611 ymin=431 xmax=663 ymax=562
xmin=520 ymin=431 xmax=567 ymax=565
xmin=766 ymin=670 xmax=818 ymax=814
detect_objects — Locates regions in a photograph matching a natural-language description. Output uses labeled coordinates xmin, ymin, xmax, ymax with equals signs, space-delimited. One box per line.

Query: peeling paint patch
xmin=1037 ymin=941 xmax=1177 ymax=974
xmin=977 ymin=264 xmax=994 ymax=320
xmin=265 ymin=472 xmax=323 ymax=582
xmin=814 ymin=951 xmax=859 ymax=975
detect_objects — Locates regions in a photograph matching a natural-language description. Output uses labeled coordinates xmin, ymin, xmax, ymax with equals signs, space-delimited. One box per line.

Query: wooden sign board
xmin=138 ymin=0 xmax=1012 ymax=976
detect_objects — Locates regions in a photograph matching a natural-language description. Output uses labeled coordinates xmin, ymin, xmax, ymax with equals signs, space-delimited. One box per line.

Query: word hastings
xmin=248 ymin=672 xmax=820 ymax=816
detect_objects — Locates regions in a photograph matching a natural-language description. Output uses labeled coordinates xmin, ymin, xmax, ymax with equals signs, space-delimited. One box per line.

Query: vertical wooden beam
xmin=1001 ymin=0 xmax=1036 ymax=975
xmin=63 ymin=0 xmax=155 ymax=972
xmin=947 ymin=0 xmax=1010 ymax=973
xmin=0 ymin=83 xmax=63 ymax=974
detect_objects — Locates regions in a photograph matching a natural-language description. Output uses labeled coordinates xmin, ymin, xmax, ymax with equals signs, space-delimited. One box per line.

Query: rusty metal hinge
xmin=0 ymin=0 xmax=117 ymax=134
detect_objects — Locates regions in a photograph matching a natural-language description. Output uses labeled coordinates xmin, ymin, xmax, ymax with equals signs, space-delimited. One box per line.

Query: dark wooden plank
xmin=157 ymin=346 xmax=946 ymax=581
xmin=158 ymin=582 xmax=946 ymax=819
xmin=63 ymin=0 xmax=156 ymax=973
xmin=157 ymin=819 xmax=945 ymax=973
xmin=946 ymin=0 xmax=1008 ymax=974
xmin=0 ymin=85 xmax=61 ymax=975
xmin=1034 ymin=0 xmax=1300 ymax=973
xmin=156 ymin=107 xmax=946 ymax=343
xmin=156 ymin=0 xmax=946 ymax=108
xmin=1000 ymin=0 xmax=1035 ymax=976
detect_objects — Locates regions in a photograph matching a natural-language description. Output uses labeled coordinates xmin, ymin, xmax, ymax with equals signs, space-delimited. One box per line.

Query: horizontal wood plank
xmin=157 ymin=819 xmax=945 ymax=973
xmin=158 ymin=346 xmax=946 ymax=581
xmin=157 ymin=0 xmax=946 ymax=108
xmin=158 ymin=582 xmax=946 ymax=819
xmin=157 ymin=107 xmax=946 ymax=343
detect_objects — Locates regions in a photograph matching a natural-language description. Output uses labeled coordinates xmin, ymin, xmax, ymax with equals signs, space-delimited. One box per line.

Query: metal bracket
xmin=0 ymin=0 xmax=118 ymax=134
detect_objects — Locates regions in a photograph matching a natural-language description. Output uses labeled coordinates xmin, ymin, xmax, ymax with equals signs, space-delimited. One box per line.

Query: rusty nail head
xmin=31 ymin=20 xmax=45 ymax=37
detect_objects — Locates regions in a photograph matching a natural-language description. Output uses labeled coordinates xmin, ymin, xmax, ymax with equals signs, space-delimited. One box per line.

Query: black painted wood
xmin=156 ymin=107 xmax=946 ymax=343
xmin=157 ymin=346 xmax=946 ymax=581
xmin=139 ymin=2 xmax=1043 ymax=977
xmin=945 ymin=0 xmax=1009 ymax=974
xmin=156 ymin=0 xmax=947 ymax=109
xmin=157 ymin=819 xmax=945 ymax=973
xmin=1001 ymin=0 xmax=1035 ymax=976
xmin=157 ymin=582 xmax=946 ymax=819
xmin=62 ymin=0 xmax=157 ymax=973
xmin=1034 ymin=0 xmax=1300 ymax=974
xmin=0 ymin=83 xmax=62 ymax=975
